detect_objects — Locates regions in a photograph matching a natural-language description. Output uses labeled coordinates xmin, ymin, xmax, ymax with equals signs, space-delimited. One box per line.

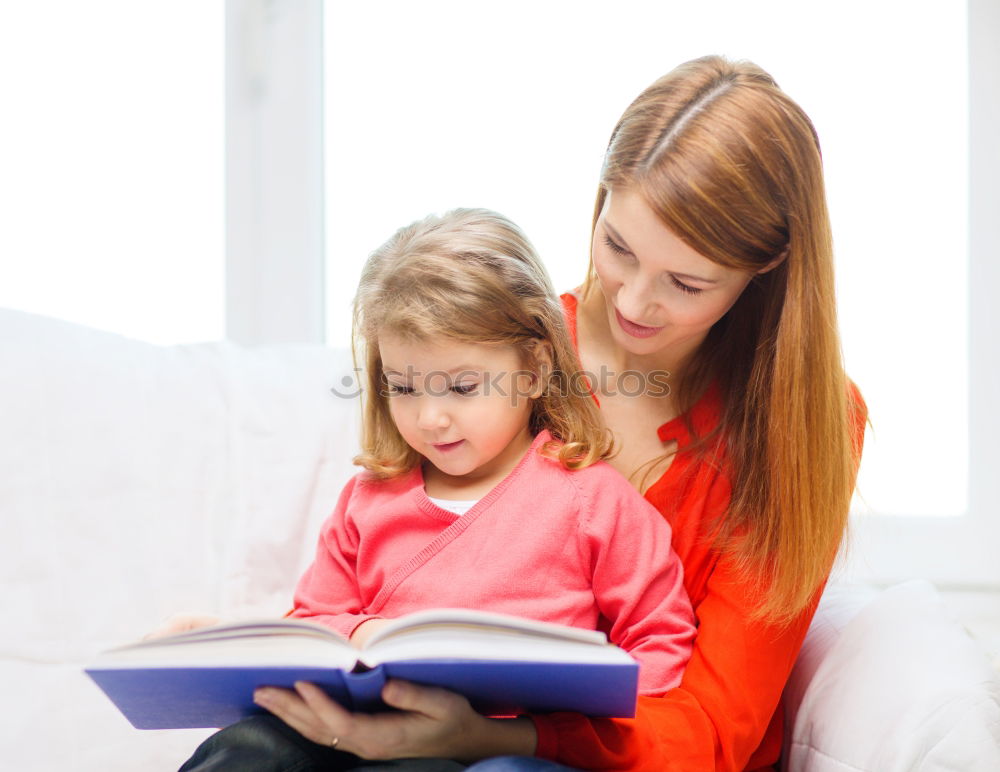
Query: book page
xmin=362 ymin=609 xmax=631 ymax=667
xmin=365 ymin=608 xmax=609 ymax=648
xmin=92 ymin=619 xmax=358 ymax=669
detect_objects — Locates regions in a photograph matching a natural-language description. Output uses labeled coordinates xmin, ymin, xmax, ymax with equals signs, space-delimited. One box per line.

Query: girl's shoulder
xmin=350 ymin=466 xmax=422 ymax=497
xmin=542 ymin=450 xmax=651 ymax=507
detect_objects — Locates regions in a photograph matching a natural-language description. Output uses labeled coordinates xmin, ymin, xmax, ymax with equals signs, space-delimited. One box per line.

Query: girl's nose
xmin=416 ymin=398 xmax=450 ymax=431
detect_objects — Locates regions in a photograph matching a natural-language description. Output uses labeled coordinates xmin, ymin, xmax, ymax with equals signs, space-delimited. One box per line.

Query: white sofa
xmin=2 ymin=307 xmax=998 ymax=771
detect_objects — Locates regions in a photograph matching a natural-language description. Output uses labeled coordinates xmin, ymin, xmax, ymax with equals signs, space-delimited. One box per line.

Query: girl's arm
xmin=288 ymin=475 xmax=383 ymax=640
xmin=579 ymin=469 xmax=696 ymax=695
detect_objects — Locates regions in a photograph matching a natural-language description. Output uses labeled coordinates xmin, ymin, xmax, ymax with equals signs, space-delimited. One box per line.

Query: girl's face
xmin=592 ymin=186 xmax=762 ymax=365
xmin=379 ymin=333 xmax=537 ymax=492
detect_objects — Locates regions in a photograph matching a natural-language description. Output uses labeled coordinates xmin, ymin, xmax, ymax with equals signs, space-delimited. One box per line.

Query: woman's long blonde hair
xmin=584 ymin=56 xmax=866 ymax=625
xmin=354 ymin=208 xmax=612 ymax=478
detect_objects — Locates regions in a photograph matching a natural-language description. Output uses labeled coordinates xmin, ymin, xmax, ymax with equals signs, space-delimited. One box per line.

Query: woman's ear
xmin=757 ymin=244 xmax=789 ymax=275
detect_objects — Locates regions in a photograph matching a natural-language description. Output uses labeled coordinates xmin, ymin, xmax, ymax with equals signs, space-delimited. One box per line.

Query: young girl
xmin=181 ymin=208 xmax=695 ymax=770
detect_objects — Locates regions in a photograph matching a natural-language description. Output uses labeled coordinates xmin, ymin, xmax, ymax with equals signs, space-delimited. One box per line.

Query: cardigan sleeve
xmin=576 ymin=469 xmax=696 ymax=696
xmin=287 ymin=475 xmax=383 ymax=640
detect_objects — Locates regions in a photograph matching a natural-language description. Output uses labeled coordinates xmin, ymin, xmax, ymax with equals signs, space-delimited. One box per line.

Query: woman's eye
xmin=451 ymin=383 xmax=479 ymax=395
xmin=670 ymin=276 xmax=703 ymax=295
xmin=603 ymin=233 xmax=632 ymax=259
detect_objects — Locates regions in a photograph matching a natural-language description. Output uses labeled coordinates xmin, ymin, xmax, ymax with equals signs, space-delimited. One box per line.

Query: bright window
xmin=324 ymin=1 xmax=968 ymax=520
xmin=0 ymin=2 xmax=225 ymax=345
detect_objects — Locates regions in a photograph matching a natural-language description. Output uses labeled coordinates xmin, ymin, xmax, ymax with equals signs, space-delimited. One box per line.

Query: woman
xmin=182 ymin=55 xmax=866 ymax=772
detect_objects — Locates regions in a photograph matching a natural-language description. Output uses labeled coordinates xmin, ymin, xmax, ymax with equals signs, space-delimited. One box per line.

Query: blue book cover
xmin=85 ymin=610 xmax=639 ymax=729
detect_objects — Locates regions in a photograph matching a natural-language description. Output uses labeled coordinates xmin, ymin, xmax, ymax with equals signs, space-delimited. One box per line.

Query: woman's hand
xmin=253 ymin=679 xmax=537 ymax=762
xmin=142 ymin=613 xmax=220 ymax=641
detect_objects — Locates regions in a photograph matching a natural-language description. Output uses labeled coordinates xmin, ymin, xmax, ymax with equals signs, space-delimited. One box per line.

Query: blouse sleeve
xmin=531 ymin=497 xmax=818 ymax=771
xmin=529 ymin=385 xmax=868 ymax=771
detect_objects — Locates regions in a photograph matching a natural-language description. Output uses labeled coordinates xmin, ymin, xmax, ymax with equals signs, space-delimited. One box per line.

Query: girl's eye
xmin=670 ymin=276 xmax=703 ymax=296
xmin=386 ymin=383 xmax=414 ymax=395
xmin=451 ymin=383 xmax=479 ymax=395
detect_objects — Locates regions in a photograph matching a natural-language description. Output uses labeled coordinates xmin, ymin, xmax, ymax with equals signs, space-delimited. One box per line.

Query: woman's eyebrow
xmin=674 ymin=271 xmax=719 ymax=285
xmin=605 ymin=219 xmax=720 ymax=285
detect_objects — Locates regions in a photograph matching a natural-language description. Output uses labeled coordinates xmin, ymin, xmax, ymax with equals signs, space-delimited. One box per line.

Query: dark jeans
xmin=178 ymin=715 xmax=469 ymax=772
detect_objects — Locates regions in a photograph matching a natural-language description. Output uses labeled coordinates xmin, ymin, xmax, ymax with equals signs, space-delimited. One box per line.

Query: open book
xmin=85 ymin=608 xmax=639 ymax=729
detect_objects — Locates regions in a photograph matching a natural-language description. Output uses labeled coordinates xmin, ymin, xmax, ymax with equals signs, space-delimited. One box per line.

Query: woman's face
xmin=591 ymin=186 xmax=760 ymax=363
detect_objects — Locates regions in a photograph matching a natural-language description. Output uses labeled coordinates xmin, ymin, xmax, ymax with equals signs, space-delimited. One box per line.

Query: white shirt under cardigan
xmin=427 ymin=497 xmax=479 ymax=516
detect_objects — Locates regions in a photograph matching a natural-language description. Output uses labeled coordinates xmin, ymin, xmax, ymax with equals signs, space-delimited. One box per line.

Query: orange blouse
xmin=528 ymin=293 xmax=867 ymax=771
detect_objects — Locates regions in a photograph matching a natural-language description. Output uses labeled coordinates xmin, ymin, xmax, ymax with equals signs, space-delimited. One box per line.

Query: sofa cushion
xmin=783 ymin=580 xmax=1000 ymax=771
xmin=0 ymin=308 xmax=360 ymax=662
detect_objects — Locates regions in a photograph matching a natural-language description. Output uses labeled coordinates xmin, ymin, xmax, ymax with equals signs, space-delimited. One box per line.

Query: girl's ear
xmin=524 ymin=340 xmax=554 ymax=399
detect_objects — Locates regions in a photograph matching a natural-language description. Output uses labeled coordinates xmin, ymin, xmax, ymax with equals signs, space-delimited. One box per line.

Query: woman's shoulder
xmin=558 ymin=290 xmax=581 ymax=347
xmin=846 ymin=376 xmax=869 ymax=457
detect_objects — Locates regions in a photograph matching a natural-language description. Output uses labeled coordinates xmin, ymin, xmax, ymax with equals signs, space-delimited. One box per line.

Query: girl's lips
xmin=432 ymin=440 xmax=464 ymax=452
xmin=614 ymin=307 xmax=664 ymax=339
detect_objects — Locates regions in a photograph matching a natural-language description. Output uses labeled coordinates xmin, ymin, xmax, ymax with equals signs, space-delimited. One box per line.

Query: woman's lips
xmin=432 ymin=440 xmax=464 ymax=452
xmin=615 ymin=307 xmax=664 ymax=339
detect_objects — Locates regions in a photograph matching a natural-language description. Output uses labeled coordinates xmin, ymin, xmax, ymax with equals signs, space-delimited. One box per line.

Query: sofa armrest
xmin=783 ymin=580 xmax=1000 ymax=771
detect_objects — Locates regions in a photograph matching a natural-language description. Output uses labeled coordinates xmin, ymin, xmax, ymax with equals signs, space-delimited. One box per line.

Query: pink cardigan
xmin=290 ymin=430 xmax=695 ymax=695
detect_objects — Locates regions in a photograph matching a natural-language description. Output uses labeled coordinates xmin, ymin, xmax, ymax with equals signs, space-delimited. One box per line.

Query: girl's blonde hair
xmin=354 ymin=208 xmax=612 ymax=478
xmin=584 ymin=56 xmax=867 ymax=626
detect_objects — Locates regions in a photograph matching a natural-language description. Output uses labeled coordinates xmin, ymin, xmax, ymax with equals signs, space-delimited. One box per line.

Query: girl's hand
xmin=253 ymin=679 xmax=537 ymax=761
xmin=142 ymin=613 xmax=220 ymax=641
xmin=348 ymin=618 xmax=394 ymax=648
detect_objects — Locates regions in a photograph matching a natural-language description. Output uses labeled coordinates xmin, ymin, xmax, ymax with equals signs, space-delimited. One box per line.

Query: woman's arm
xmin=529 ymin=388 xmax=867 ymax=771
xmin=530 ymin=564 xmax=820 ymax=771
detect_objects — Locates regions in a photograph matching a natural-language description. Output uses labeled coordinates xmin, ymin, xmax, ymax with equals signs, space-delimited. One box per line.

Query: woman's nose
xmin=618 ymin=276 xmax=658 ymax=321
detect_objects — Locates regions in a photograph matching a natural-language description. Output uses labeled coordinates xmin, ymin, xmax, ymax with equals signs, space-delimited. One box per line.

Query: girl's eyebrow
xmin=383 ymin=366 xmax=484 ymax=377
xmin=604 ymin=219 xmax=720 ymax=285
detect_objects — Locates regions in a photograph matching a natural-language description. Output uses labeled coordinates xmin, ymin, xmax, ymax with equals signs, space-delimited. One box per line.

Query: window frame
xmin=225 ymin=0 xmax=1000 ymax=587
xmin=225 ymin=0 xmax=325 ymax=346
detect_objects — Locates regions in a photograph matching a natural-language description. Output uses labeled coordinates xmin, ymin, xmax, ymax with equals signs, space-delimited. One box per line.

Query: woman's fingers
xmin=254 ymin=685 xmax=340 ymax=746
xmin=293 ymin=681 xmax=356 ymax=736
xmin=381 ymin=678 xmax=470 ymax=720
xmin=253 ymin=679 xmax=485 ymax=760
